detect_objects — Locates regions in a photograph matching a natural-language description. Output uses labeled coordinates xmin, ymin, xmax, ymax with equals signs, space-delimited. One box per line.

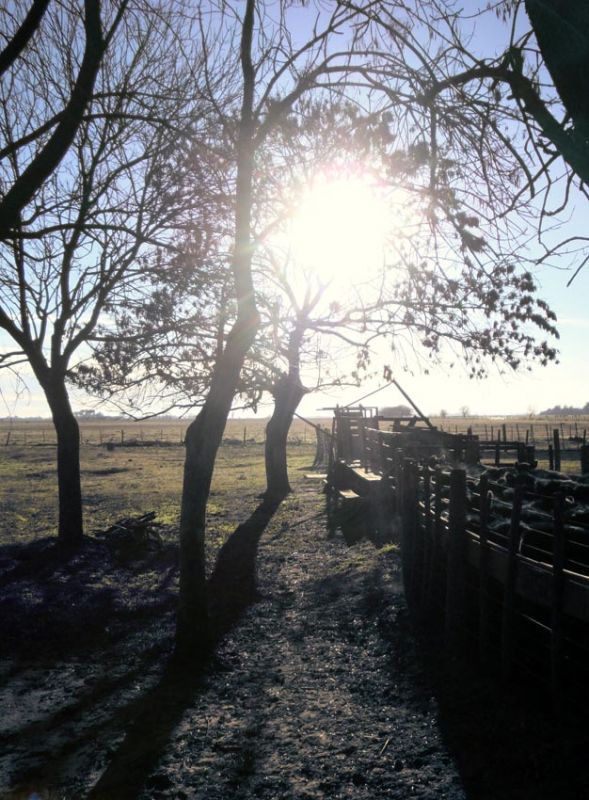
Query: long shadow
xmin=85 ymin=497 xmax=283 ymax=800
xmin=207 ymin=497 xmax=281 ymax=637
xmin=312 ymin=530 xmax=589 ymax=800
xmin=0 ymin=535 xmax=178 ymax=662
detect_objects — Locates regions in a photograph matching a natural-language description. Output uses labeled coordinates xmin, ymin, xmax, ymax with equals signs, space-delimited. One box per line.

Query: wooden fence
xmin=328 ymin=408 xmax=589 ymax=703
xmin=400 ymin=461 xmax=589 ymax=702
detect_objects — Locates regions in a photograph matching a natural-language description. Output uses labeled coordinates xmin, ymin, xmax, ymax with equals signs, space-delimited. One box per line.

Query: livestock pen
xmin=327 ymin=406 xmax=589 ymax=705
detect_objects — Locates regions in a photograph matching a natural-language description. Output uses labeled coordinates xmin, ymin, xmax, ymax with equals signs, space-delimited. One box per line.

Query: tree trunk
xmin=44 ymin=378 xmax=84 ymax=545
xmin=264 ymin=373 xmax=306 ymax=501
xmin=525 ymin=0 xmax=589 ymax=142
xmin=175 ymin=314 xmax=259 ymax=660
xmin=175 ymin=0 xmax=259 ymax=662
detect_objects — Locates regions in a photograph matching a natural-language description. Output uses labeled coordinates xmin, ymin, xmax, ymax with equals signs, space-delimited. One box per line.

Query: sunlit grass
xmin=0 ymin=441 xmax=316 ymax=545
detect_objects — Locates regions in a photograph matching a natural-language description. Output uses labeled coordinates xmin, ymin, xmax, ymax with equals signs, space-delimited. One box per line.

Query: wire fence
xmin=0 ymin=418 xmax=325 ymax=447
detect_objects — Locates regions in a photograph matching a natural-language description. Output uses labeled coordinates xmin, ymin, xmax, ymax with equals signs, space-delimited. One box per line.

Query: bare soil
xmin=1 ymin=472 xmax=589 ymax=799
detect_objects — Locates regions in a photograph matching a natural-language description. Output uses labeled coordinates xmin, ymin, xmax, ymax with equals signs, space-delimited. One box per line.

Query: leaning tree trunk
xmin=176 ymin=316 xmax=259 ymax=659
xmin=264 ymin=373 xmax=307 ymax=502
xmin=44 ymin=377 xmax=84 ymax=546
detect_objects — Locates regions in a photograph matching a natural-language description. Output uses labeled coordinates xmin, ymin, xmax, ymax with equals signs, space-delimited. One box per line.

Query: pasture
xmin=0 ymin=436 xmax=315 ymax=546
xmin=1 ymin=413 xmax=587 ymax=544
xmin=0 ymin=416 xmax=320 ymax=447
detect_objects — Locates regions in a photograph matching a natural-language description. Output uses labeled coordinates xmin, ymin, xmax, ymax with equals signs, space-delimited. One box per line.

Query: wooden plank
xmin=464 ymin=535 xmax=589 ymax=625
xmin=349 ymin=466 xmax=382 ymax=482
xmin=338 ymin=489 xmax=362 ymax=501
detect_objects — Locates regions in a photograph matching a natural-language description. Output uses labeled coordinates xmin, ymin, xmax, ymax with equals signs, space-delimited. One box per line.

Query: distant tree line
xmin=540 ymin=402 xmax=589 ymax=416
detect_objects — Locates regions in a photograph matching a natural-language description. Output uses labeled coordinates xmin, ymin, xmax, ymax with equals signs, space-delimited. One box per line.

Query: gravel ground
xmin=1 ymin=477 xmax=587 ymax=799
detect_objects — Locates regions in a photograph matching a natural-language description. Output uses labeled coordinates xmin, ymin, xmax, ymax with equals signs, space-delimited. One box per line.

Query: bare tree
xmin=75 ymin=0 xmax=563 ymax=656
xmin=0 ymin=0 xmax=124 ymax=239
xmin=0 ymin=1 xmax=204 ymax=543
xmin=173 ymin=0 xmax=383 ymax=657
xmin=356 ymin=0 xmax=589 ymax=281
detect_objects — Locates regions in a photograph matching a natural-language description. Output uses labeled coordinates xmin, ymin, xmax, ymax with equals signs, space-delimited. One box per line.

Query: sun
xmin=288 ymin=172 xmax=389 ymax=287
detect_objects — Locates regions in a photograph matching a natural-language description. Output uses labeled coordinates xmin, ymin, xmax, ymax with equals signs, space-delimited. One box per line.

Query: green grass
xmin=0 ymin=441 xmax=317 ymax=545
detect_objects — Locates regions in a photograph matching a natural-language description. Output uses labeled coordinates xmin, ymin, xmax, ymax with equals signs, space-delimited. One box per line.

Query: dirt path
xmin=1 ymin=479 xmax=467 ymax=799
xmin=4 ymin=477 xmax=588 ymax=799
xmin=145 ymin=483 xmax=465 ymax=800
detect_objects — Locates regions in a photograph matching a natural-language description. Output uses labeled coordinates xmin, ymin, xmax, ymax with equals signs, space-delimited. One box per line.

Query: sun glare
xmin=289 ymin=173 xmax=389 ymax=287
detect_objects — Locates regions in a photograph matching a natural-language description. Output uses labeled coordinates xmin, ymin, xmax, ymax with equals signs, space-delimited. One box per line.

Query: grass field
xmin=0 ymin=439 xmax=316 ymax=545
xmin=1 ymin=412 xmax=587 ymax=543
xmin=2 ymin=415 xmax=589 ymax=797
xmin=430 ymin=414 xmax=589 ymax=445
xmin=1 ymin=413 xmax=587 ymax=448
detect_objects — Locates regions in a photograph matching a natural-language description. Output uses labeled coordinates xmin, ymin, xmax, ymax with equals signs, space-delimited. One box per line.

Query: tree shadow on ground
xmin=85 ymin=497 xmax=282 ymax=800
xmin=0 ymin=534 xmax=178 ymax=661
xmin=208 ymin=498 xmax=281 ymax=637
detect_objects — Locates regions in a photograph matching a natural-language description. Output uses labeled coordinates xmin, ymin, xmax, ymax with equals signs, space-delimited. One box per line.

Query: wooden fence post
xmin=551 ymin=491 xmax=566 ymax=710
xmin=466 ymin=436 xmax=480 ymax=466
xmin=501 ymin=484 xmax=524 ymax=680
xmin=581 ymin=444 xmax=589 ymax=475
xmin=526 ymin=445 xmax=536 ymax=466
xmin=478 ymin=475 xmax=491 ymax=664
xmin=445 ymin=468 xmax=467 ymax=649
xmin=358 ymin=417 xmax=367 ymax=470
xmin=553 ymin=429 xmax=561 ymax=472
xmin=421 ymin=468 xmax=432 ymax=608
